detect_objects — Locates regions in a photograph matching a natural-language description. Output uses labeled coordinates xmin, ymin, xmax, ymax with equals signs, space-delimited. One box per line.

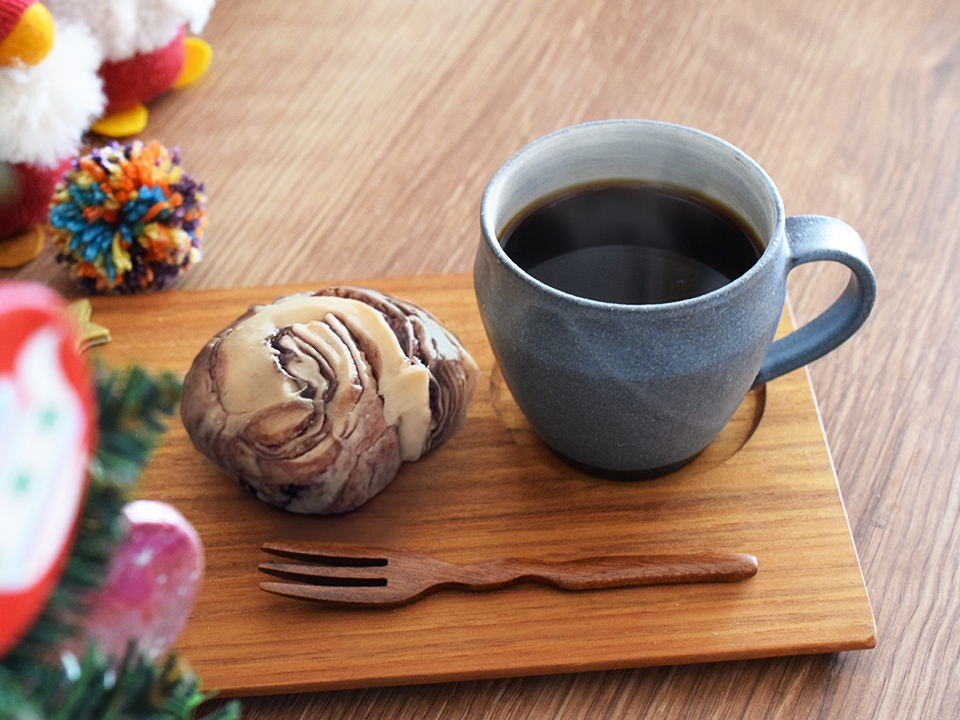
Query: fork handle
xmin=451 ymin=553 xmax=758 ymax=591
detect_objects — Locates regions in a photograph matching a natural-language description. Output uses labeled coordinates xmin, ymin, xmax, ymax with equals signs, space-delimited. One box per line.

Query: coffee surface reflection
xmin=500 ymin=181 xmax=763 ymax=304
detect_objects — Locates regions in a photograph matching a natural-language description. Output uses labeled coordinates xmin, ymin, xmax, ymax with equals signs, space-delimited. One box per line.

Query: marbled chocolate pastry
xmin=180 ymin=286 xmax=479 ymax=514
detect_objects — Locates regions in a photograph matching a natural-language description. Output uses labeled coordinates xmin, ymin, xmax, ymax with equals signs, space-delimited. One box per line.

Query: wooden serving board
xmin=88 ymin=273 xmax=875 ymax=697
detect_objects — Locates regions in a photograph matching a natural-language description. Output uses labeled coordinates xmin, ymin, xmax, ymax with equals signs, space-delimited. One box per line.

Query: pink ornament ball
xmin=76 ymin=499 xmax=204 ymax=662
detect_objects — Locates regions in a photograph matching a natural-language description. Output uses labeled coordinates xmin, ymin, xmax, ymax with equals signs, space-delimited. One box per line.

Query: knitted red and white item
xmin=0 ymin=0 xmax=33 ymax=40
xmin=99 ymin=25 xmax=185 ymax=113
xmin=0 ymin=159 xmax=70 ymax=241
xmin=0 ymin=4 xmax=103 ymax=257
xmin=0 ymin=4 xmax=103 ymax=168
xmin=44 ymin=0 xmax=213 ymax=114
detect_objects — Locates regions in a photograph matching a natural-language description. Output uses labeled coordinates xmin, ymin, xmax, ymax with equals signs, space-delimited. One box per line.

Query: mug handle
xmin=752 ymin=215 xmax=877 ymax=388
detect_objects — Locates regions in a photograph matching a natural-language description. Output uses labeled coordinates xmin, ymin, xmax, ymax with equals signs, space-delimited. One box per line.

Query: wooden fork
xmin=259 ymin=541 xmax=758 ymax=607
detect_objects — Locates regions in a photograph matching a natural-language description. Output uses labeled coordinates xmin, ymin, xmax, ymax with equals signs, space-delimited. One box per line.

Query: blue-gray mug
xmin=474 ymin=120 xmax=876 ymax=479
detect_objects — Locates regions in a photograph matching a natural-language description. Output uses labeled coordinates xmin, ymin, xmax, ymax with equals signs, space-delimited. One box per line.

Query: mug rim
xmin=480 ymin=119 xmax=786 ymax=312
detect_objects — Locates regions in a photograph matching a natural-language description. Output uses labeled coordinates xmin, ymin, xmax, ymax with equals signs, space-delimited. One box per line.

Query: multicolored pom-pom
xmin=49 ymin=141 xmax=206 ymax=294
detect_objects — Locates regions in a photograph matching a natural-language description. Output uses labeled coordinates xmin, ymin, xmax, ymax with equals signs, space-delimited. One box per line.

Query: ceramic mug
xmin=474 ymin=120 xmax=876 ymax=479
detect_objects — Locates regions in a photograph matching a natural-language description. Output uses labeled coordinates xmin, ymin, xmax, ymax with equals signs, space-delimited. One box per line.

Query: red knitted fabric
xmin=0 ymin=159 xmax=69 ymax=239
xmin=0 ymin=0 xmax=35 ymax=42
xmin=99 ymin=25 xmax=186 ymax=114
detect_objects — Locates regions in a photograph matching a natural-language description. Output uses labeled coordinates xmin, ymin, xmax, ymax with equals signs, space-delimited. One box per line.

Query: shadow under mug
xmin=474 ymin=120 xmax=876 ymax=480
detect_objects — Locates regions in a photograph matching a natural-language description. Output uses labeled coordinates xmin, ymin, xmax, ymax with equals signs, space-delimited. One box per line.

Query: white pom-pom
xmin=0 ymin=23 xmax=104 ymax=166
xmin=44 ymin=0 xmax=215 ymax=60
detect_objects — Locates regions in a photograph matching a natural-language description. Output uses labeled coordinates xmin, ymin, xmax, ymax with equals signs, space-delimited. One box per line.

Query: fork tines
xmin=260 ymin=541 xmax=388 ymax=566
xmin=258 ymin=542 xmax=418 ymax=606
xmin=259 ymin=542 xmax=389 ymax=588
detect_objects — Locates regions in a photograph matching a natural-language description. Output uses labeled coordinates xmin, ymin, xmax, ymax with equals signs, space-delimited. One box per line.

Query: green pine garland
xmin=0 ymin=365 xmax=240 ymax=720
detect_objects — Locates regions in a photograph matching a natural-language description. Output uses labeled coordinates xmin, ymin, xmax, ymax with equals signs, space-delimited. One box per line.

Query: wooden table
xmin=5 ymin=0 xmax=958 ymax=716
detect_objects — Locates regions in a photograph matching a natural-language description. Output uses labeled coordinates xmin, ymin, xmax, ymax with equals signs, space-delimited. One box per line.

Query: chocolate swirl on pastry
xmin=180 ymin=286 xmax=479 ymax=514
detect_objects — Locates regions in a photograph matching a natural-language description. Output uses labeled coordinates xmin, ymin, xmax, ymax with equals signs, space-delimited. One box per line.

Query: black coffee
xmin=500 ymin=181 xmax=763 ymax=304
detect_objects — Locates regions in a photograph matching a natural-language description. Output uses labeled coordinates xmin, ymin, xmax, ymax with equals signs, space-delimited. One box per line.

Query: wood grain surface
xmin=85 ymin=278 xmax=873 ymax=697
xmin=3 ymin=0 xmax=958 ymax=716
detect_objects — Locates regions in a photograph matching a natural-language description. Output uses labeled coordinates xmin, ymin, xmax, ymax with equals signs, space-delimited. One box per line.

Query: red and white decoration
xmin=0 ymin=281 xmax=95 ymax=657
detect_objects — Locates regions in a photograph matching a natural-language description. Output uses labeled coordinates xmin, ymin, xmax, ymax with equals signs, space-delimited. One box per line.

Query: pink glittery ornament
xmin=76 ymin=499 xmax=204 ymax=661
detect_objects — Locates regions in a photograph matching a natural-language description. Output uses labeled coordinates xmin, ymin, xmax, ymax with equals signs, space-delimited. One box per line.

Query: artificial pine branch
xmin=0 ymin=365 xmax=240 ymax=720
xmin=90 ymin=365 xmax=183 ymax=488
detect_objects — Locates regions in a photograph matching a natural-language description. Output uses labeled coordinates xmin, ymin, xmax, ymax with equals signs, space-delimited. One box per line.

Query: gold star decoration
xmin=68 ymin=299 xmax=111 ymax=351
